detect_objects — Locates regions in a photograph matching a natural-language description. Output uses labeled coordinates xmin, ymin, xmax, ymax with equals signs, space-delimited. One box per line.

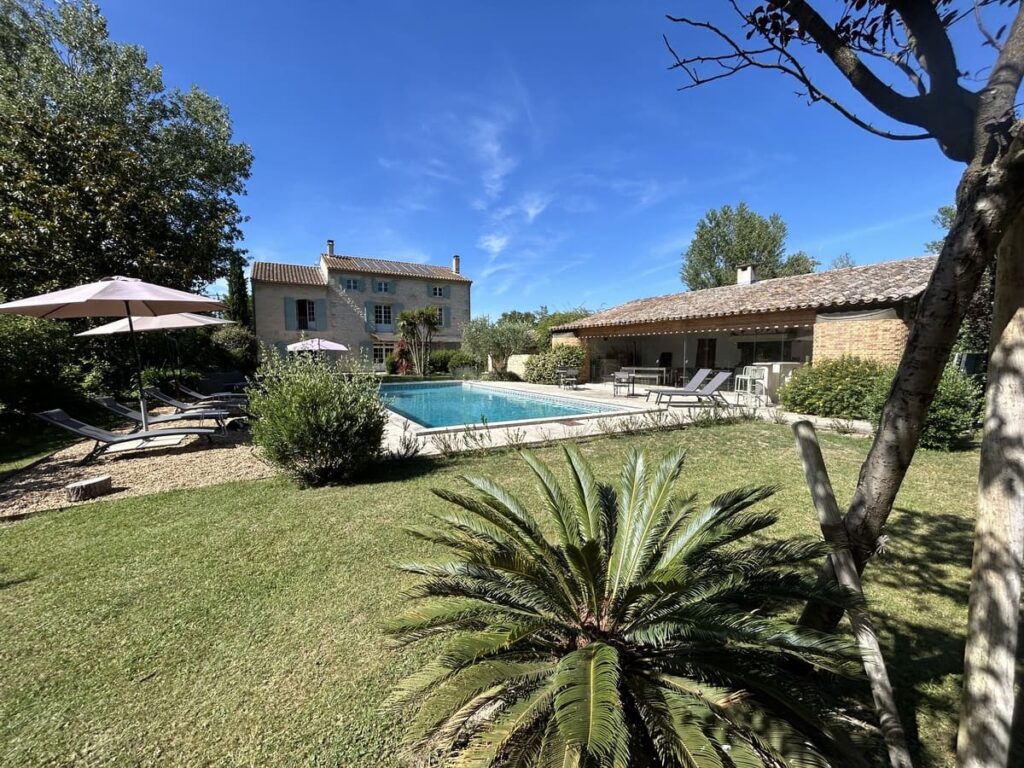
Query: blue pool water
xmin=381 ymin=382 xmax=622 ymax=429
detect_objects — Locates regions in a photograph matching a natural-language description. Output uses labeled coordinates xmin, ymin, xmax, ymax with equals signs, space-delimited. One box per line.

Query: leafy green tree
xmin=224 ymin=254 xmax=252 ymax=328
xmin=0 ymin=0 xmax=252 ymax=298
xmin=460 ymin=316 xmax=536 ymax=371
xmin=498 ymin=310 xmax=537 ymax=326
xmin=924 ymin=206 xmax=956 ymax=255
xmin=389 ymin=447 xmax=859 ymax=767
xmin=397 ymin=307 xmax=440 ymax=376
xmin=535 ymin=306 xmax=592 ymax=348
xmin=681 ymin=203 xmax=817 ymax=289
xmin=829 ymin=253 xmax=856 ymax=270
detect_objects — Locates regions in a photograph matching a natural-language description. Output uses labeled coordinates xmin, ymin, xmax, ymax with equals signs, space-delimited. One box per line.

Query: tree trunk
xmin=956 ymin=220 xmax=1024 ymax=768
xmin=792 ymin=421 xmax=914 ymax=768
xmin=801 ymin=161 xmax=1024 ymax=631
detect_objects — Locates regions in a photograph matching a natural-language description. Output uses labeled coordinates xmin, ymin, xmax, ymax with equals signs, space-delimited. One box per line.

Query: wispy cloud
xmin=478 ymin=232 xmax=510 ymax=257
xmin=469 ymin=114 xmax=518 ymax=205
xmin=520 ymin=191 xmax=550 ymax=222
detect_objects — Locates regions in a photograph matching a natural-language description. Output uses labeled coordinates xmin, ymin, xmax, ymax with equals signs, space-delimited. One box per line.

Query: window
xmin=296 ymin=299 xmax=316 ymax=330
xmin=695 ymin=338 xmax=716 ymax=369
xmin=374 ymin=304 xmax=392 ymax=326
xmin=373 ymin=343 xmax=394 ymax=365
xmin=375 ymin=279 xmax=390 ymax=293
xmin=431 ymin=285 xmax=444 ymax=298
xmin=343 ymin=278 xmax=358 ymax=290
xmin=433 ymin=305 xmax=444 ymax=325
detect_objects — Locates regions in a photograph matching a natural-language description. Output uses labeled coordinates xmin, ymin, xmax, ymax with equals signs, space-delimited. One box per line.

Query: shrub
xmin=0 ymin=314 xmax=80 ymax=414
xmin=211 ymin=325 xmax=257 ymax=372
xmin=918 ymin=367 xmax=983 ymax=450
xmin=427 ymin=348 xmax=457 ymax=373
xmin=447 ymin=350 xmax=480 ymax=369
xmin=384 ymin=353 xmax=399 ymax=375
xmin=778 ymin=356 xmax=890 ymax=420
xmin=480 ymin=370 xmax=521 ymax=382
xmin=523 ymin=344 xmax=586 ymax=384
xmin=247 ymin=353 xmax=387 ymax=486
xmin=141 ymin=367 xmax=204 ymax=394
xmin=779 ymin=356 xmax=982 ymax=451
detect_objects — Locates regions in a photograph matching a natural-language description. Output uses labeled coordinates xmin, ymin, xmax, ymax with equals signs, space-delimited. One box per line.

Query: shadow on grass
xmin=0 ymin=569 xmax=36 ymax=590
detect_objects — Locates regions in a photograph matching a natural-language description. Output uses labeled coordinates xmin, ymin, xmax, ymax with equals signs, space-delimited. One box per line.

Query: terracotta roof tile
xmin=322 ymin=254 xmax=471 ymax=283
xmin=554 ymin=256 xmax=936 ymax=332
xmin=250 ymin=262 xmax=326 ymax=286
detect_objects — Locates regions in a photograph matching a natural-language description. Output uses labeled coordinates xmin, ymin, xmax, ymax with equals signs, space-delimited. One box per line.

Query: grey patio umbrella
xmin=0 ymin=277 xmax=225 ymax=429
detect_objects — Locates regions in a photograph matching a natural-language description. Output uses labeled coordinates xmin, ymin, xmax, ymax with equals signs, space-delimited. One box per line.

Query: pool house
xmin=550 ymin=257 xmax=936 ymax=398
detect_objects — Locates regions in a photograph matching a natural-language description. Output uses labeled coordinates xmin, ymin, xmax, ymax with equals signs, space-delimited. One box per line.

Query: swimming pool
xmin=380 ymin=382 xmax=625 ymax=429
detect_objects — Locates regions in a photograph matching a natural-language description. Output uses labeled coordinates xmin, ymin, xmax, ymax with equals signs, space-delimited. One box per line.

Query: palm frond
xmin=562 ymin=444 xmax=604 ymax=544
xmin=521 ymin=450 xmax=582 ymax=549
xmin=552 ymin=641 xmax=629 ymax=765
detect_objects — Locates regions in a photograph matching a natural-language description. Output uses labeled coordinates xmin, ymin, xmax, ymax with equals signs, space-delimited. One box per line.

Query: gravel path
xmin=0 ymin=424 xmax=276 ymax=520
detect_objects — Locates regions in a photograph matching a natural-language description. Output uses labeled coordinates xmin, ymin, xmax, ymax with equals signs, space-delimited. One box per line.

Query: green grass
xmin=0 ymin=424 xmax=76 ymax=477
xmin=0 ymin=422 xmax=979 ymax=766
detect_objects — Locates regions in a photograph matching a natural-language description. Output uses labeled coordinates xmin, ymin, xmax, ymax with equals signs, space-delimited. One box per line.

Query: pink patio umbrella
xmin=75 ymin=312 xmax=235 ymax=336
xmin=286 ymin=338 xmax=349 ymax=352
xmin=0 ymin=277 xmax=225 ymax=429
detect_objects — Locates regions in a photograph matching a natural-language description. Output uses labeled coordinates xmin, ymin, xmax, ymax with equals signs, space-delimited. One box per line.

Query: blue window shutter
xmin=427 ymin=283 xmax=434 ymax=298
xmin=315 ymin=299 xmax=327 ymax=330
xmin=388 ymin=280 xmax=398 ymax=294
xmin=392 ymin=303 xmax=403 ymax=325
xmin=371 ymin=279 xmax=379 ymax=294
xmin=364 ymin=301 xmax=375 ymax=331
xmin=443 ymin=285 xmax=452 ymax=299
xmin=357 ymin=278 xmax=365 ymax=292
xmin=442 ymin=306 xmax=451 ymax=327
xmin=284 ymin=297 xmax=297 ymax=330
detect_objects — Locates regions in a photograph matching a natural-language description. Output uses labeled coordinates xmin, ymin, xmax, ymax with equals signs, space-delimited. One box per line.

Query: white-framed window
xmin=343 ymin=278 xmax=358 ymax=290
xmin=373 ymin=343 xmax=394 ymax=365
xmin=431 ymin=285 xmax=444 ymax=298
xmin=375 ymin=279 xmax=390 ymax=293
xmin=374 ymin=304 xmax=392 ymax=326
xmin=296 ymin=299 xmax=316 ymax=330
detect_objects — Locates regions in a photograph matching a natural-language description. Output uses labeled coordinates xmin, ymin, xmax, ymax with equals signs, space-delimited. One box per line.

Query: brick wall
xmin=812 ymin=317 xmax=910 ymax=365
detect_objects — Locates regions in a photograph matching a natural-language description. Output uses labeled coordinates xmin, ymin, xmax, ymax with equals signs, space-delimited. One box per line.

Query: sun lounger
xmin=92 ymin=396 xmax=228 ymax=433
xmin=644 ymin=368 xmax=712 ymax=402
xmin=145 ymin=387 xmax=246 ymax=415
xmin=35 ymin=409 xmax=216 ymax=464
xmin=646 ymin=370 xmax=732 ymax=407
xmin=171 ymin=381 xmax=247 ymax=402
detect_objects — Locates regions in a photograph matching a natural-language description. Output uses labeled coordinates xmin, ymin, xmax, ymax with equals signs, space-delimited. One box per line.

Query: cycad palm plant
xmin=388 ymin=445 xmax=863 ymax=767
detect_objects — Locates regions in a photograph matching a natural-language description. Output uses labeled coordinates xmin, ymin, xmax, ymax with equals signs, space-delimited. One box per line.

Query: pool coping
xmin=380 ymin=380 xmax=659 ymax=436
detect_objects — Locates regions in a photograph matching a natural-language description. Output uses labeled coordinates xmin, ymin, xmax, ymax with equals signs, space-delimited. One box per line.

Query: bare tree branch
xmin=663 ymin=12 xmax=933 ymax=143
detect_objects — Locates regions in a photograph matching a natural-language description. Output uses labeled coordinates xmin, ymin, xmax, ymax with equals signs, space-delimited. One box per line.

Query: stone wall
xmin=505 ymin=354 xmax=531 ymax=379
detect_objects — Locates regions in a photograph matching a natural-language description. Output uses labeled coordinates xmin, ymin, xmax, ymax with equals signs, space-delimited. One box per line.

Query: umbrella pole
xmin=125 ymin=304 xmax=149 ymax=431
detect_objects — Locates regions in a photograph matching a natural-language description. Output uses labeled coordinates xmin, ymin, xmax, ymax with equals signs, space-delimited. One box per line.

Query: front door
xmin=695 ymin=338 xmax=717 ymax=369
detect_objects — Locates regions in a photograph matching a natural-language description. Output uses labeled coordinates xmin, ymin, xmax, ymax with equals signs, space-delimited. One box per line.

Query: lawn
xmin=0 ymin=422 xmax=979 ymax=767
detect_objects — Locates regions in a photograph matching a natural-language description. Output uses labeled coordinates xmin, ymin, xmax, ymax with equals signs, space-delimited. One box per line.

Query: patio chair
xmin=93 ymin=396 xmax=228 ymax=433
xmin=171 ymin=380 xmax=248 ymax=402
xmin=643 ymin=368 xmax=712 ymax=403
xmin=612 ymin=371 xmax=633 ymax=397
xmin=555 ymin=366 xmax=579 ymax=390
xmin=145 ymin=387 xmax=247 ymax=415
xmin=649 ymin=371 xmax=733 ymax=408
xmin=35 ymin=409 xmax=216 ymax=464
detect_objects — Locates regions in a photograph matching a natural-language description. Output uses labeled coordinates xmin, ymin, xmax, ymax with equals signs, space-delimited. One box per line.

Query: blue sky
xmin=99 ymin=1 xmax=988 ymax=316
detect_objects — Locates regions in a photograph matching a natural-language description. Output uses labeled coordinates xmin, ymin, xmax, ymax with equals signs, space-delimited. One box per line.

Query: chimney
xmin=736 ymin=264 xmax=755 ymax=285
xmin=452 ymin=254 xmax=461 ymax=274
xmin=326 ymin=239 xmax=335 ymax=257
